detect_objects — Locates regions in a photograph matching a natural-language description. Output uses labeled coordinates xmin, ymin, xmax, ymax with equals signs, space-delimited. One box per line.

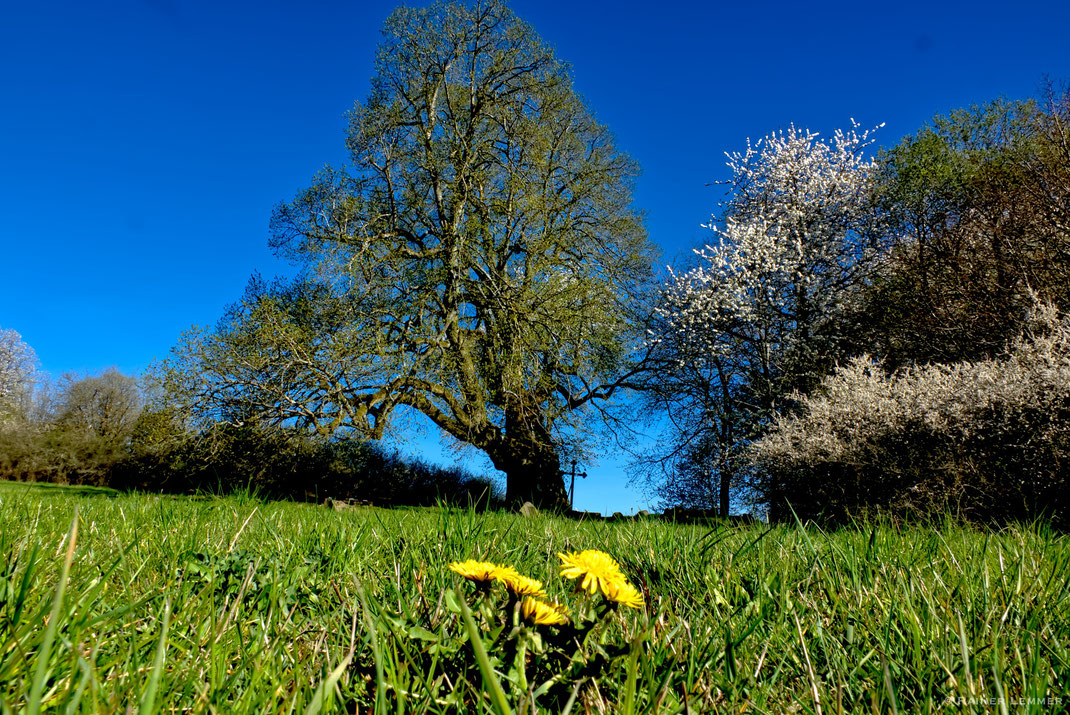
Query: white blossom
xmin=659 ymin=122 xmax=884 ymax=363
xmin=0 ymin=328 xmax=38 ymax=419
xmin=755 ymin=301 xmax=1070 ymax=470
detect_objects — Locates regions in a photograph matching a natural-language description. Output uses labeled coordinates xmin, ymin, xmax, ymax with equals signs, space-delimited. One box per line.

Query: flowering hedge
xmin=754 ymin=302 xmax=1070 ymax=525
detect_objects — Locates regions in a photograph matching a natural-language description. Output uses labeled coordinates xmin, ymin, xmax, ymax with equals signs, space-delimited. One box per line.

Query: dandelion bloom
xmin=603 ymin=579 xmax=644 ymax=609
xmin=494 ymin=567 xmax=547 ymax=598
xmin=520 ymin=597 xmax=570 ymax=626
xmin=448 ymin=560 xmax=501 ymax=585
xmin=558 ymin=550 xmax=626 ymax=596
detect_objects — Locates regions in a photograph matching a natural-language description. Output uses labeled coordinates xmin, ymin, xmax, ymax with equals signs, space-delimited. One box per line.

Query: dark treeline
xmin=0 ymin=368 xmax=500 ymax=507
xmin=113 ymin=421 xmax=501 ymax=507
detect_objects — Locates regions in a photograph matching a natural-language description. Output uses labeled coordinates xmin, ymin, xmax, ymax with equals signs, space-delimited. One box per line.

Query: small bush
xmin=755 ymin=302 xmax=1070 ymax=525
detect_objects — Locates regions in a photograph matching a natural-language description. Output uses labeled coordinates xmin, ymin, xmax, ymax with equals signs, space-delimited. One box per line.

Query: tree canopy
xmin=861 ymin=93 xmax=1070 ymax=367
xmin=160 ymin=0 xmax=656 ymax=507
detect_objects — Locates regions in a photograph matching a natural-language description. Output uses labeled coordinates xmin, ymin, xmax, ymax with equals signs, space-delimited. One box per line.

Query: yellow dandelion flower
xmin=603 ymin=579 xmax=644 ymax=609
xmin=520 ymin=597 xmax=570 ymax=626
xmin=448 ymin=560 xmax=500 ymax=584
xmin=558 ymin=549 xmax=627 ymax=596
xmin=494 ymin=567 xmax=548 ymax=598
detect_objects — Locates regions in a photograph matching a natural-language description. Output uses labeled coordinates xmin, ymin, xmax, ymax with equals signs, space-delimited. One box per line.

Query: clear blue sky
xmin=2 ymin=0 xmax=1067 ymax=513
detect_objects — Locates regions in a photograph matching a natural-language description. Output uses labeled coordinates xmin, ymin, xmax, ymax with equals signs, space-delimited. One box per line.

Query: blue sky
xmin=2 ymin=0 xmax=1068 ymax=513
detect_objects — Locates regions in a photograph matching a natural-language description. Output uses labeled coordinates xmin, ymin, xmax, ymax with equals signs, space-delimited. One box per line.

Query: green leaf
xmin=408 ymin=626 xmax=439 ymax=642
xmin=444 ymin=588 xmax=462 ymax=614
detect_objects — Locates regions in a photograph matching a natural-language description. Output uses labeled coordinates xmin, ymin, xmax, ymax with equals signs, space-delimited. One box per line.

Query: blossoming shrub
xmin=754 ymin=303 xmax=1070 ymax=525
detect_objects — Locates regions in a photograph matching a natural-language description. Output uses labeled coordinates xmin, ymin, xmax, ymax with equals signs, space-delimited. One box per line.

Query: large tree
xmin=160 ymin=0 xmax=654 ymax=508
xmin=862 ymin=91 xmax=1070 ymax=368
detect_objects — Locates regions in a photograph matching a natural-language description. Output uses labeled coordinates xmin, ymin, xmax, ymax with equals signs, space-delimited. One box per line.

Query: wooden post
xmin=564 ymin=459 xmax=587 ymax=510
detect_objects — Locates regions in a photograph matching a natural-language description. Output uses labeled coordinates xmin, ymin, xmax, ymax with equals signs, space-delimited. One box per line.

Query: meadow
xmin=1 ymin=481 xmax=1067 ymax=713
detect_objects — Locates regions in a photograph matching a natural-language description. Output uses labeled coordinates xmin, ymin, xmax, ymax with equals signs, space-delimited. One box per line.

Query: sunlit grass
xmin=0 ymin=481 xmax=1067 ymax=713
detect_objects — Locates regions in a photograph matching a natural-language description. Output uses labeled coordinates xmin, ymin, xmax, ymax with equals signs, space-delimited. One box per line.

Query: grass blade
xmin=28 ymin=513 xmax=78 ymax=715
xmin=305 ymin=649 xmax=355 ymax=715
xmin=139 ymin=598 xmax=171 ymax=715
xmin=457 ymin=587 xmax=512 ymax=715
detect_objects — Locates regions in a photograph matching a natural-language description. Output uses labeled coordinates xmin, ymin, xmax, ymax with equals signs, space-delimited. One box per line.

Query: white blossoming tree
xmin=643 ymin=122 xmax=885 ymax=513
xmin=0 ymin=328 xmax=39 ymax=422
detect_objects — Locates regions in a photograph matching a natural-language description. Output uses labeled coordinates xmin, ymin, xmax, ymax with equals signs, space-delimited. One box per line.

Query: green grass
xmin=0 ymin=481 xmax=1068 ymax=713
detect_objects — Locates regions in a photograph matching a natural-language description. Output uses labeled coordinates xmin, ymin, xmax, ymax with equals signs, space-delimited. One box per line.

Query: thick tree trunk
xmin=498 ymin=443 xmax=568 ymax=510
xmin=485 ymin=402 xmax=570 ymax=510
xmin=719 ymin=472 xmax=731 ymax=518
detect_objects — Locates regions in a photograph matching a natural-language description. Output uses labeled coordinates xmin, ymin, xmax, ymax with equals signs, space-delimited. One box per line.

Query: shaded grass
xmin=0 ymin=481 xmax=1067 ymax=712
xmin=0 ymin=480 xmax=119 ymax=498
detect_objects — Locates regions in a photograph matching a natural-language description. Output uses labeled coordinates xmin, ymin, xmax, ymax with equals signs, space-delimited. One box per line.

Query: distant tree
xmin=644 ymin=123 xmax=885 ymax=513
xmin=28 ymin=368 xmax=145 ymax=485
xmin=159 ymin=0 xmax=655 ymax=508
xmin=56 ymin=369 xmax=143 ymax=441
xmin=0 ymin=328 xmax=38 ymax=421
